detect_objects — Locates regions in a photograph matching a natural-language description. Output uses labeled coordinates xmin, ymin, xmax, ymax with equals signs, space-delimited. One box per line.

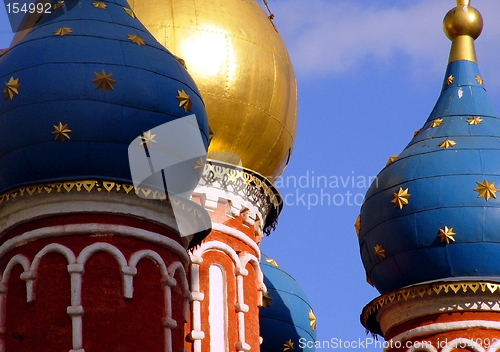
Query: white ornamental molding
xmin=377 ymin=292 xmax=500 ymax=335
xmin=211 ymin=223 xmax=261 ymax=260
xmin=0 ymin=223 xmax=189 ymax=266
xmin=0 ymin=236 xmax=189 ymax=352
xmin=193 ymin=185 xmax=264 ymax=228
xmin=189 ymin=241 xmax=265 ymax=352
xmin=385 ymin=321 xmax=500 ymax=352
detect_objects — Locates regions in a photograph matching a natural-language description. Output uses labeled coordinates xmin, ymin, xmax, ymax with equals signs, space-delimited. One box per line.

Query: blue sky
xmin=2 ymin=0 xmax=500 ymax=350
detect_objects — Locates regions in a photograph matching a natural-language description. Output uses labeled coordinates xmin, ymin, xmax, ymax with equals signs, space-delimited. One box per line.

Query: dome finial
xmin=443 ymin=0 xmax=483 ymax=63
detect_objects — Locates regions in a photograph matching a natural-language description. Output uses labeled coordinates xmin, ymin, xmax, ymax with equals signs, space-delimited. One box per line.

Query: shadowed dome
xmin=260 ymin=253 xmax=316 ymax=352
xmin=126 ymin=0 xmax=297 ymax=181
xmin=0 ymin=0 xmax=209 ymax=194
xmin=358 ymin=0 xmax=500 ymax=294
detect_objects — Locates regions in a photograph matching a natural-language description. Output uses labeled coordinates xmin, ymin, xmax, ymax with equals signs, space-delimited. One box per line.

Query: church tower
xmin=122 ymin=1 xmax=308 ymax=352
xmin=0 ymin=0 xmax=211 ymax=350
xmin=358 ymin=1 xmax=500 ymax=350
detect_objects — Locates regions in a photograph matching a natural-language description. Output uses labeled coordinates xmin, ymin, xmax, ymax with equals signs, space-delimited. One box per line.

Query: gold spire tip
xmin=443 ymin=0 xmax=483 ymax=63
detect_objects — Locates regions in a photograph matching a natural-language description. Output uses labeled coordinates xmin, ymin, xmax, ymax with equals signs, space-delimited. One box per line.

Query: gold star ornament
xmin=127 ymin=34 xmax=145 ymax=46
xmin=265 ymin=257 xmax=279 ymax=267
xmin=3 ymin=77 xmax=21 ymax=100
xmin=391 ymin=187 xmax=411 ymax=209
xmin=52 ymin=122 xmax=72 ymax=142
xmin=92 ymin=1 xmax=107 ymax=8
xmin=309 ymin=310 xmax=316 ymax=330
xmin=476 ymin=75 xmax=483 ymax=85
xmin=413 ymin=129 xmax=421 ymax=138
xmin=446 ymin=75 xmax=454 ymax=85
xmin=123 ymin=7 xmax=136 ymax=18
xmin=52 ymin=0 xmax=64 ymax=9
xmin=354 ymin=214 xmax=361 ymax=237
xmin=283 ymin=339 xmax=294 ymax=352
xmin=437 ymin=226 xmax=456 ymax=244
xmin=474 ymin=179 xmax=499 ymax=201
xmin=262 ymin=291 xmax=272 ymax=308
xmin=140 ymin=130 xmax=156 ymax=146
xmin=91 ymin=70 xmax=116 ymax=93
xmin=366 ymin=275 xmax=374 ymax=287
xmin=176 ymin=89 xmax=192 ymax=112
xmin=374 ymin=244 xmax=385 ymax=260
xmin=430 ymin=118 xmax=443 ymax=128
xmin=386 ymin=155 xmax=398 ymax=166
xmin=194 ymin=157 xmax=204 ymax=172
xmin=439 ymin=139 xmax=456 ymax=149
xmin=466 ymin=116 xmax=482 ymax=125
xmin=54 ymin=27 xmax=72 ymax=36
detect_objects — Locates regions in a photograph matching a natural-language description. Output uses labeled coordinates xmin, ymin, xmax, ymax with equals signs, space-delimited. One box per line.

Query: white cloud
xmin=272 ymin=0 xmax=500 ymax=82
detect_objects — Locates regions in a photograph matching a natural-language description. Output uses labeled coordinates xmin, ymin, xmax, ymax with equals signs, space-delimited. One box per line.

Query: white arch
xmin=77 ymin=242 xmax=127 ymax=267
xmin=168 ymin=261 xmax=191 ymax=322
xmin=25 ymin=244 xmax=76 ymax=303
xmin=0 ymin=254 xmax=32 ymax=352
xmin=239 ymin=253 xmax=266 ymax=306
xmin=76 ymin=242 xmax=133 ymax=301
xmin=168 ymin=262 xmax=190 ymax=294
xmin=31 ymin=243 xmax=76 ymax=272
xmin=211 ymin=223 xmax=260 ymax=260
xmin=240 ymin=253 xmax=263 ymax=282
xmin=192 ymin=241 xmax=252 ymax=352
xmin=127 ymin=250 xmax=169 ymax=300
xmin=1 ymin=254 xmax=31 ymax=285
xmin=128 ymin=250 xmax=183 ymax=352
xmin=129 ymin=250 xmax=169 ymax=280
xmin=193 ymin=241 xmax=242 ymax=272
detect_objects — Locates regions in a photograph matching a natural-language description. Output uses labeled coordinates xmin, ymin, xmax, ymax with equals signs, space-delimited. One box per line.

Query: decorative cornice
xmin=0 ymin=179 xmax=206 ymax=216
xmin=198 ymin=160 xmax=282 ymax=235
xmin=362 ymin=281 xmax=500 ymax=335
xmin=0 ymin=179 xmax=211 ymax=249
xmin=391 ymin=323 xmax=500 ymax=351
xmin=0 ymin=180 xmax=136 ymax=204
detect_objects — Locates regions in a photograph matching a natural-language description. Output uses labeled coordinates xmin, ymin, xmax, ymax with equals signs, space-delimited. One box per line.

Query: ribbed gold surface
xmin=127 ymin=0 xmax=297 ymax=180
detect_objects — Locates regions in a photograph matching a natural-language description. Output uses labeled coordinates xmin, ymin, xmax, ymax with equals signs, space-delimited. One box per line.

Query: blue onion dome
xmin=0 ymin=0 xmax=209 ymax=194
xmin=358 ymin=0 xmax=500 ymax=294
xmin=260 ymin=253 xmax=316 ymax=352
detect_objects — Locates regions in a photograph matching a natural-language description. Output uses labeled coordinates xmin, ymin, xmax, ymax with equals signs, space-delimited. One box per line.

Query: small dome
xmin=0 ymin=0 xmax=209 ymax=194
xmin=359 ymin=1 xmax=500 ymax=294
xmin=127 ymin=0 xmax=297 ymax=181
xmin=260 ymin=254 xmax=316 ymax=352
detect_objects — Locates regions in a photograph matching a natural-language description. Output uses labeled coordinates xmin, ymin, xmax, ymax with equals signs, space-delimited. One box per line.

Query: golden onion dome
xmin=126 ymin=0 xmax=298 ymax=181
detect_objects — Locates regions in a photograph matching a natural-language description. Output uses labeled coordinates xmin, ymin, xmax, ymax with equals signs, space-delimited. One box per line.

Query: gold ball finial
xmin=443 ymin=0 xmax=483 ymax=40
